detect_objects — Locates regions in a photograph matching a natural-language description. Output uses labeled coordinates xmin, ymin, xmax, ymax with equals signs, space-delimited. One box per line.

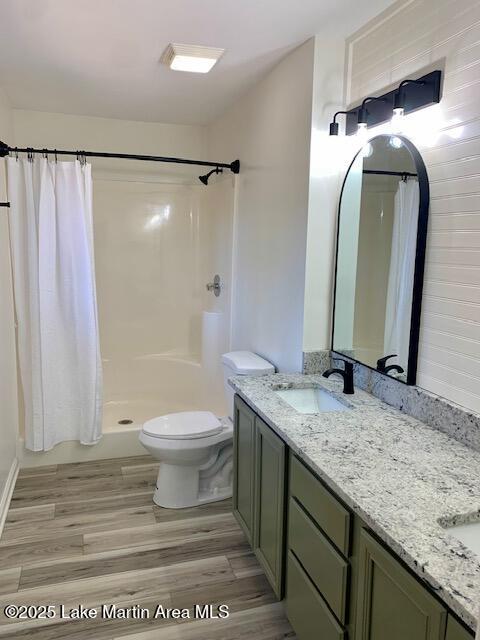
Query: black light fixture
xmin=328 ymin=70 xmax=442 ymax=136
xmin=357 ymin=96 xmax=387 ymax=132
xmin=393 ymin=78 xmax=426 ymax=115
xmin=329 ymin=111 xmax=351 ymax=136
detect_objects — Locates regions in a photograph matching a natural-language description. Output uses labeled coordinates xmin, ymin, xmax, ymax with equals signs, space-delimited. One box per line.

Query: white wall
xmin=12 ymin=110 xmax=207 ymax=179
xmin=343 ymin=0 xmax=480 ymax=412
xmin=0 ymin=88 xmax=19 ymax=516
xmin=208 ymin=40 xmax=315 ymax=372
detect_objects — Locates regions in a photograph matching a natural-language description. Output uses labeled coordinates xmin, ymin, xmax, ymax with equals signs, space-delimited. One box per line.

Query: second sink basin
xmin=275 ymin=387 xmax=350 ymax=414
xmin=447 ymin=520 xmax=480 ymax=557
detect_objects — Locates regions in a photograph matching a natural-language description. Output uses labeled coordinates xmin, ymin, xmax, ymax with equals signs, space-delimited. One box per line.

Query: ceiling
xmin=0 ymin=0 xmax=394 ymax=125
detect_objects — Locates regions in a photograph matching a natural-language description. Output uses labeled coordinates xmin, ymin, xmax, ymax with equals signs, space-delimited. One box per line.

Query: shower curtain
xmin=7 ymin=157 xmax=102 ymax=451
xmin=384 ymin=178 xmax=420 ymax=370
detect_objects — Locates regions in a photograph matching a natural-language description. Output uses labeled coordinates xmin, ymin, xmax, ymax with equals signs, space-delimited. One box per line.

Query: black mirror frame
xmin=331 ymin=134 xmax=430 ymax=385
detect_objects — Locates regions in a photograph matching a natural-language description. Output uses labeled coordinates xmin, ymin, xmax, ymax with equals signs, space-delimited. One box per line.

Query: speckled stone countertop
xmin=229 ymin=373 xmax=480 ymax=632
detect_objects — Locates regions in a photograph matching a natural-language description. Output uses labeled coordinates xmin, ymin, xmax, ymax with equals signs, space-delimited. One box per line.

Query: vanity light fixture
xmin=161 ymin=43 xmax=225 ymax=73
xmin=328 ymin=70 xmax=442 ymax=136
xmin=357 ymin=96 xmax=388 ymax=131
xmin=392 ymin=78 xmax=426 ymax=132
xmin=329 ymin=111 xmax=351 ymax=136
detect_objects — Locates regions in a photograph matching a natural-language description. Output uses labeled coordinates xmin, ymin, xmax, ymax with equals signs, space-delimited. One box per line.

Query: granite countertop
xmin=229 ymin=373 xmax=480 ymax=632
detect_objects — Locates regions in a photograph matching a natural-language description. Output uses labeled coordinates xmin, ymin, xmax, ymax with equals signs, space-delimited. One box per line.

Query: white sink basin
xmin=275 ymin=387 xmax=350 ymax=414
xmin=448 ymin=520 xmax=480 ymax=557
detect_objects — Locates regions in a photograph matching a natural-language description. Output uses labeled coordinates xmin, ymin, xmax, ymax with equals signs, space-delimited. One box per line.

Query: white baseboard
xmin=18 ymin=428 xmax=145 ymax=468
xmin=0 ymin=458 xmax=19 ymax=537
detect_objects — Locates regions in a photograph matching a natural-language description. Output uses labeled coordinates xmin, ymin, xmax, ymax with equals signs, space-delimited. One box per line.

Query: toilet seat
xmin=142 ymin=411 xmax=222 ymax=440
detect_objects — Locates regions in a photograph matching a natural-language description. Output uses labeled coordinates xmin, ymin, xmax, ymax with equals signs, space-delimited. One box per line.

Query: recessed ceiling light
xmin=161 ymin=44 xmax=225 ymax=74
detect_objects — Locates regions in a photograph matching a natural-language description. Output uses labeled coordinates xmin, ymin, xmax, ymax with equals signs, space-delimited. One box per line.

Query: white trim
xmin=228 ymin=174 xmax=239 ymax=353
xmin=0 ymin=458 xmax=19 ymax=538
xmin=344 ymin=0 xmax=415 ymax=106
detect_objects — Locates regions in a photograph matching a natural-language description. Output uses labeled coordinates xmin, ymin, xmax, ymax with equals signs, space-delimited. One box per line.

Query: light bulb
xmin=361 ymin=142 xmax=373 ymax=158
xmin=391 ymin=107 xmax=405 ymax=133
xmin=356 ymin=122 xmax=368 ymax=143
xmin=389 ymin=136 xmax=403 ymax=149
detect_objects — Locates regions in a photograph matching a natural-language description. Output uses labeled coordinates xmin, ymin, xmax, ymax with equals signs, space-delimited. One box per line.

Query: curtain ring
xmin=15 ymin=148 xmax=19 ymax=161
xmin=54 ymin=149 xmax=58 ymax=163
xmin=42 ymin=148 xmax=48 ymax=159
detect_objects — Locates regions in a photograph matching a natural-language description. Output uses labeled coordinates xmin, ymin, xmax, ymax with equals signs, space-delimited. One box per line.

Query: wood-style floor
xmin=0 ymin=455 xmax=295 ymax=640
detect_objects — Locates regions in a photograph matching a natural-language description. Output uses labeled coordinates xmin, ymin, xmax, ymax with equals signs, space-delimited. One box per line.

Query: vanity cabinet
xmin=355 ymin=528 xmax=447 ymax=640
xmin=233 ymin=394 xmax=286 ymax=597
xmin=232 ymin=394 xmax=475 ymax=640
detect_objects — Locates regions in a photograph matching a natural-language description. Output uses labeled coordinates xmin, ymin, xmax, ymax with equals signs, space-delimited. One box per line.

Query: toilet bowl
xmin=140 ymin=411 xmax=233 ymax=508
xmin=139 ymin=351 xmax=274 ymax=509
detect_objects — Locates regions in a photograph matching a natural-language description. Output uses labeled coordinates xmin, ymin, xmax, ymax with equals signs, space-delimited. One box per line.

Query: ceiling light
xmin=161 ymin=44 xmax=225 ymax=73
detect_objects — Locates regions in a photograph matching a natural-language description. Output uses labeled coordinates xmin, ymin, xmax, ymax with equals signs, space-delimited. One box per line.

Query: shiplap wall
xmin=346 ymin=0 xmax=480 ymax=412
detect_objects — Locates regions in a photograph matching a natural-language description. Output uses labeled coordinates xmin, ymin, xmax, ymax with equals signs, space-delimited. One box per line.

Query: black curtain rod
xmin=363 ymin=169 xmax=417 ymax=177
xmin=0 ymin=140 xmax=240 ymax=176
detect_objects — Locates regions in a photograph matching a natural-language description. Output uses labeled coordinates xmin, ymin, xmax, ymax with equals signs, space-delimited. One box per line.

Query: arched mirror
xmin=332 ymin=134 xmax=429 ymax=385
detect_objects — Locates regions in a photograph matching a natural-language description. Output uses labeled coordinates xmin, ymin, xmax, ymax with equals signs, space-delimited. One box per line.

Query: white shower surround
xmin=94 ymin=175 xmax=234 ymax=435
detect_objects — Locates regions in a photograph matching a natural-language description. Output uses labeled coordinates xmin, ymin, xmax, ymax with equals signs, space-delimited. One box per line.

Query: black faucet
xmin=323 ymin=358 xmax=354 ymax=394
xmin=376 ymin=354 xmax=405 ymax=375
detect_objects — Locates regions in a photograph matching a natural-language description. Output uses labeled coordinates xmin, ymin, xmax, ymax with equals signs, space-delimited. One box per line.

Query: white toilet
xmin=139 ymin=351 xmax=275 ymax=508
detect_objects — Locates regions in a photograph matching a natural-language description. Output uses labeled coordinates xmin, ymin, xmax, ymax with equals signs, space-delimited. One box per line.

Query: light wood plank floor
xmin=0 ymin=455 xmax=295 ymax=640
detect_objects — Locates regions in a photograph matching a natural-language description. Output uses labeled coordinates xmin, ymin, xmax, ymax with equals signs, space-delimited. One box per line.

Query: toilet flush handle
xmin=206 ymin=274 xmax=221 ymax=297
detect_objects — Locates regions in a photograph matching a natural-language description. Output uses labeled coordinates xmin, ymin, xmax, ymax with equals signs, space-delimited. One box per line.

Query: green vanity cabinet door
xmin=254 ymin=416 xmax=286 ymax=598
xmin=355 ymin=529 xmax=447 ymax=640
xmin=233 ymin=395 xmax=256 ymax=543
xmin=445 ymin=616 xmax=475 ymax=640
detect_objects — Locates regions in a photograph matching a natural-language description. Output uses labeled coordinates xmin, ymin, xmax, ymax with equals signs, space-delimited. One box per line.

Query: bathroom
xmin=0 ymin=0 xmax=479 ymax=638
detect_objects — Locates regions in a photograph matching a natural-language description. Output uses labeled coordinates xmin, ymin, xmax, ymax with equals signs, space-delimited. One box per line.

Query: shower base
xmin=103 ymin=396 xmax=227 ymax=433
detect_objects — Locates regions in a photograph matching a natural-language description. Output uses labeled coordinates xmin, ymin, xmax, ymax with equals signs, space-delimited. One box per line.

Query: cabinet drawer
xmin=288 ymin=497 xmax=349 ymax=623
xmin=290 ymin=455 xmax=350 ymax=556
xmin=286 ymin=551 xmax=345 ymax=640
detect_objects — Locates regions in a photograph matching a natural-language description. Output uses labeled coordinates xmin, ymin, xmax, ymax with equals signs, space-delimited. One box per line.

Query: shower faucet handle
xmin=206 ymin=274 xmax=221 ymax=297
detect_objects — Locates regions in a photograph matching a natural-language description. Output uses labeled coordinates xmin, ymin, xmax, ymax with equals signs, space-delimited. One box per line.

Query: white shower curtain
xmin=384 ymin=178 xmax=420 ymax=370
xmin=7 ymin=157 xmax=102 ymax=451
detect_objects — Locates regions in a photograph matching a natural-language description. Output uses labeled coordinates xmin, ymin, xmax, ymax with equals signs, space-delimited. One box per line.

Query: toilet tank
xmin=221 ymin=351 xmax=275 ymax=419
